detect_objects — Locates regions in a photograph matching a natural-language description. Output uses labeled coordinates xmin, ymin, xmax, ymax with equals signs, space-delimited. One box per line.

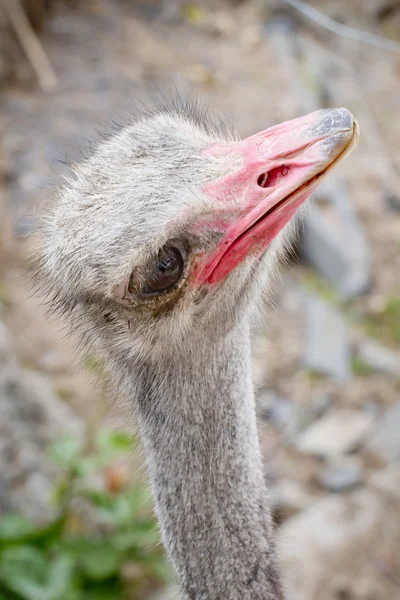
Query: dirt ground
xmin=0 ymin=1 xmax=399 ymax=598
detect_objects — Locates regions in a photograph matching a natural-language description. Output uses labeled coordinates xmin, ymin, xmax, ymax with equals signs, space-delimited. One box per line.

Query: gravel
xmin=303 ymin=295 xmax=351 ymax=381
xmin=300 ymin=183 xmax=370 ymax=299
xmin=357 ymin=337 xmax=400 ymax=378
xmin=318 ymin=456 xmax=363 ymax=492
xmin=0 ymin=319 xmax=84 ymax=520
xmin=367 ymin=402 xmax=400 ymax=463
xmin=295 ymin=409 xmax=374 ymax=457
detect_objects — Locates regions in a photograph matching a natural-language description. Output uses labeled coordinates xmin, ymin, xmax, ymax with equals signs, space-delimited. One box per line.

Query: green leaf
xmin=114 ymin=494 xmax=136 ymax=526
xmin=74 ymin=456 xmax=102 ymax=477
xmin=0 ymin=546 xmax=48 ymax=600
xmin=95 ymin=430 xmax=135 ymax=457
xmin=124 ymin=487 xmax=153 ymax=515
xmin=31 ymin=514 xmax=66 ymax=546
xmin=0 ymin=513 xmax=66 ymax=547
xmin=84 ymin=487 xmax=156 ymax=528
xmin=44 ymin=554 xmax=75 ymax=599
xmin=1 ymin=579 xmax=45 ymax=600
xmin=84 ymin=485 xmax=155 ymax=527
xmin=58 ymin=537 xmax=98 ymax=559
xmin=70 ymin=580 xmax=123 ymax=600
xmin=79 ymin=546 xmax=121 ymax=581
xmin=51 ymin=477 xmax=71 ymax=505
xmin=142 ymin=556 xmax=172 ymax=584
xmin=0 ymin=515 xmax=35 ymax=542
xmin=0 ymin=590 xmax=17 ymax=600
xmin=0 ymin=547 xmax=75 ymax=600
xmin=81 ymin=491 xmax=120 ymax=527
xmin=0 ymin=585 xmax=21 ymax=600
xmin=112 ymin=528 xmax=160 ymax=552
xmin=48 ymin=436 xmax=83 ymax=469
xmin=0 ymin=545 xmax=48 ymax=583
xmin=84 ymin=490 xmax=116 ymax=511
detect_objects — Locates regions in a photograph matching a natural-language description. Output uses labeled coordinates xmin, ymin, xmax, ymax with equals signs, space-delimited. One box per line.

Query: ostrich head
xmin=41 ymin=99 xmax=358 ymax=369
xmin=39 ymin=96 xmax=359 ymax=599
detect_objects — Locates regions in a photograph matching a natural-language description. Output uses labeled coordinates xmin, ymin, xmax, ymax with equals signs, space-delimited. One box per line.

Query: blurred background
xmin=0 ymin=1 xmax=399 ymax=599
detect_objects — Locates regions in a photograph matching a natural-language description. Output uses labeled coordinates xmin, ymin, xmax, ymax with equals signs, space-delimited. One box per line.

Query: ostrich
xmin=38 ymin=96 xmax=359 ymax=600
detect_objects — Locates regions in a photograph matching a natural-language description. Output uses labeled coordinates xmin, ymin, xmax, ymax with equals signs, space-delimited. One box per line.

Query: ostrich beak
xmin=196 ymin=108 xmax=359 ymax=285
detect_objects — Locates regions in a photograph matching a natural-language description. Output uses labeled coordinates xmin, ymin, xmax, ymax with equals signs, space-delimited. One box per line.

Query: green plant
xmin=301 ymin=270 xmax=339 ymax=305
xmin=0 ymin=430 xmax=171 ymax=600
xmin=363 ymin=296 xmax=400 ymax=346
xmin=351 ymin=357 xmax=374 ymax=377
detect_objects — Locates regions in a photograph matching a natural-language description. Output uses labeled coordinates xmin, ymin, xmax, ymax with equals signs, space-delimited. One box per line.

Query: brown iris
xmin=141 ymin=245 xmax=184 ymax=296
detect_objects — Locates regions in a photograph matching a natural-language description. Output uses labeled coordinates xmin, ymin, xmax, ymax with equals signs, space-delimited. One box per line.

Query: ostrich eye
xmin=141 ymin=245 xmax=184 ymax=296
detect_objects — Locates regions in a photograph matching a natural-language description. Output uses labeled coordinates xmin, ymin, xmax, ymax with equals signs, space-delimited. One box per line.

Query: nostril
xmin=257 ymin=165 xmax=290 ymax=189
xmin=257 ymin=173 xmax=269 ymax=187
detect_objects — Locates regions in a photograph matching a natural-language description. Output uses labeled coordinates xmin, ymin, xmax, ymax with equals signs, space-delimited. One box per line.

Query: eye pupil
xmin=158 ymin=259 xmax=171 ymax=273
xmin=141 ymin=245 xmax=184 ymax=296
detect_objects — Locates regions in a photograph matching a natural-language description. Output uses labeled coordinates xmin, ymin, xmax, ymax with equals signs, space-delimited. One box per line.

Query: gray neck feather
xmin=124 ymin=320 xmax=284 ymax=600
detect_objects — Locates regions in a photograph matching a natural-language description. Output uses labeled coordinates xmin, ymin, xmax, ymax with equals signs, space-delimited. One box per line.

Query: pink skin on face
xmin=194 ymin=108 xmax=359 ymax=285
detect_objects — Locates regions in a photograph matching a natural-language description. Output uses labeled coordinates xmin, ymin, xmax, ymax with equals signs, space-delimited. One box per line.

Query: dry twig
xmin=1 ymin=0 xmax=57 ymax=92
xmin=282 ymin=0 xmax=400 ymax=55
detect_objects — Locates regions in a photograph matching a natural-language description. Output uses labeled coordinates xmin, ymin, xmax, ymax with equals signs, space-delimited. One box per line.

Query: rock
xmin=37 ymin=348 xmax=70 ymax=374
xmin=0 ymin=321 xmax=14 ymax=360
xmin=357 ymin=337 xmax=400 ymax=378
xmin=0 ymin=474 xmax=12 ymax=513
xmin=257 ymin=391 xmax=307 ymax=440
xmin=269 ymin=478 xmax=315 ymax=520
xmin=300 ymin=182 xmax=370 ymax=299
xmin=0 ymin=54 xmax=11 ymax=86
xmin=385 ymin=191 xmax=400 ymax=213
xmin=304 ymin=296 xmax=351 ymax=381
xmin=309 ymin=393 xmax=333 ymax=419
xmin=296 ymin=409 xmax=374 ymax=457
xmin=209 ymin=11 xmax=238 ymax=38
xmin=362 ymin=399 xmax=381 ymax=417
xmin=257 ymin=391 xmax=294 ymax=428
xmin=278 ymin=490 xmax=384 ymax=600
xmin=318 ymin=456 xmax=363 ymax=492
xmin=0 ymin=319 xmax=85 ymax=520
xmin=150 ymin=586 xmax=181 ymax=600
xmin=369 ymin=464 xmax=400 ymax=501
xmin=367 ymin=402 xmax=400 ymax=463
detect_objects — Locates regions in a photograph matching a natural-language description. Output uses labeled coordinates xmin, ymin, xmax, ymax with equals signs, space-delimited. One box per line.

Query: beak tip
xmin=310 ymin=107 xmax=356 ymax=138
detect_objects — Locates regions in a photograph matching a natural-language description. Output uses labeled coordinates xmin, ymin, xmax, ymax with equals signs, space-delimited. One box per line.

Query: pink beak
xmin=196 ymin=108 xmax=359 ymax=285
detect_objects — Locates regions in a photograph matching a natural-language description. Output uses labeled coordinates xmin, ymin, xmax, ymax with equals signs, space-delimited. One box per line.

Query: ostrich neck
xmin=131 ymin=320 xmax=284 ymax=600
